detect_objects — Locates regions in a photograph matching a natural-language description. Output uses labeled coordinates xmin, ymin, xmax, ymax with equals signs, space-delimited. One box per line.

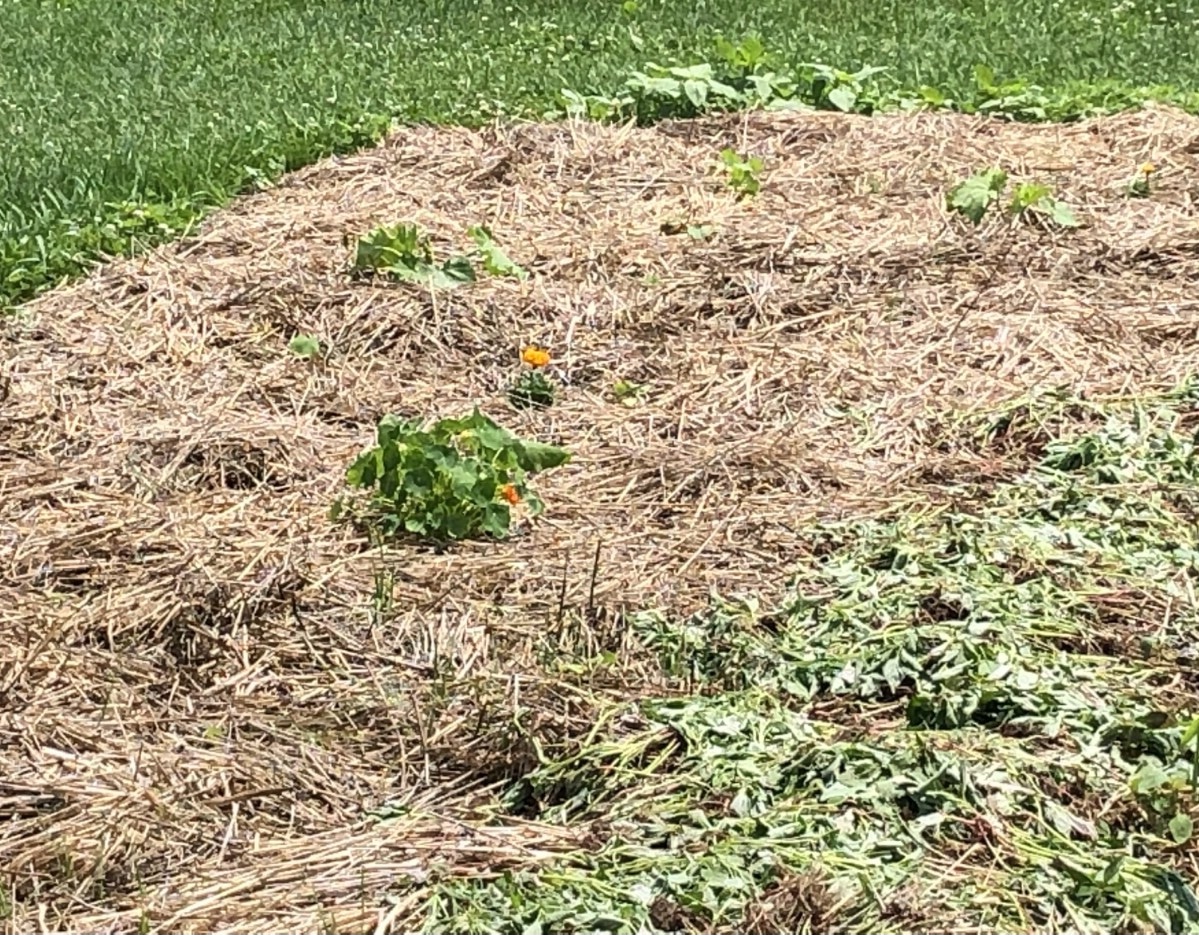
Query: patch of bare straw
xmin=2 ymin=103 xmax=1199 ymax=931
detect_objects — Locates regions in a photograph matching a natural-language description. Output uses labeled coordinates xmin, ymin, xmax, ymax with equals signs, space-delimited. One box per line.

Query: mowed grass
xmin=3 ymin=0 xmax=1199 ymax=307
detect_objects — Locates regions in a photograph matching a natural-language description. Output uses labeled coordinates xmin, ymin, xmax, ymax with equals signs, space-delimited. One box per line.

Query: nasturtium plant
xmin=338 ymin=408 xmax=570 ymax=541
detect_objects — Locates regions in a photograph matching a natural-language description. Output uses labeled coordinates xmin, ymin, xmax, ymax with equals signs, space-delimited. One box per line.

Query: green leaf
xmin=346 ymin=450 xmax=379 ymax=488
xmin=826 ymin=84 xmax=858 ymax=112
xmin=516 ymin=439 xmax=572 ymax=472
xmin=472 ymin=422 xmax=518 ymax=455
xmin=288 ymin=333 xmax=321 ymax=359
xmin=682 ymin=78 xmax=708 ymax=110
xmin=407 ymin=255 xmax=476 ymax=290
xmin=668 ymin=63 xmax=714 ymax=81
xmin=947 ymin=168 xmax=1008 ymax=224
xmin=339 ymin=410 xmax=567 ymax=542
xmin=482 ymin=502 xmax=511 ymax=538
xmin=1009 ymin=182 xmax=1052 ymax=213
xmin=1131 ymin=761 xmax=1170 ymax=794
xmin=376 ymin=415 xmax=405 ymax=447
xmin=468 ymin=226 xmax=527 ymax=279
xmin=1045 ymin=199 xmax=1080 ymax=228
xmin=444 ymin=510 xmax=472 ymax=539
xmin=381 ymin=442 xmax=403 ymax=474
xmin=1170 ymin=812 xmax=1194 ymax=844
xmin=378 ymin=465 xmax=400 ymax=499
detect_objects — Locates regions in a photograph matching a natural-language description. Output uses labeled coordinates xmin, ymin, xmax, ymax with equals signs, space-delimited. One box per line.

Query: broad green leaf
xmin=472 ymin=423 xmax=518 ymax=454
xmin=629 ymin=74 xmax=680 ymax=97
xmin=381 ymin=442 xmax=402 ymax=474
xmin=378 ymin=465 xmax=400 ymax=499
xmin=482 ymin=502 xmax=511 ymax=537
xmin=682 ymin=78 xmax=708 ymax=109
xmin=826 ymin=84 xmax=858 ymax=112
xmin=707 ymin=79 xmax=745 ymax=101
xmin=668 ymin=63 xmax=714 ymax=81
xmin=467 ymin=226 xmax=527 ymax=279
xmin=403 ymin=468 xmax=433 ymax=495
xmin=434 ymin=256 xmax=477 ymax=287
xmin=948 ymin=168 xmax=1008 ymax=224
xmin=1045 ymin=199 xmax=1080 ymax=228
xmin=1009 ymin=182 xmax=1052 ymax=212
xmin=974 ymin=63 xmax=997 ymax=92
xmin=444 ymin=510 xmax=471 ymax=539
xmin=376 ymin=414 xmax=406 ymax=447
xmin=1130 ymin=761 xmax=1170 ymax=794
xmin=516 ymin=439 xmax=572 ymax=472
xmin=1170 ymin=812 xmax=1194 ymax=844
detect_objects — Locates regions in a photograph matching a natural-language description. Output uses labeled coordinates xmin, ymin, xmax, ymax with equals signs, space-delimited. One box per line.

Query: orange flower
xmin=521 ymin=346 xmax=550 ymax=368
xmin=500 ymin=484 xmax=520 ymax=505
xmin=1141 ymin=162 xmax=1157 ymax=175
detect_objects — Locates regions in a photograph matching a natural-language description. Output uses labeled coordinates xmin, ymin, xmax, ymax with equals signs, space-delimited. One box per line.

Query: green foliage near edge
xmin=3 ymin=0 xmax=1199 ymax=310
xmin=419 ymin=386 xmax=1199 ymax=933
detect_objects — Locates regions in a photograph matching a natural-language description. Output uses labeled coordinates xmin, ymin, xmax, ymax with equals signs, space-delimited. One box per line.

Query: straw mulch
xmin=3 ymin=104 xmax=1199 ymax=932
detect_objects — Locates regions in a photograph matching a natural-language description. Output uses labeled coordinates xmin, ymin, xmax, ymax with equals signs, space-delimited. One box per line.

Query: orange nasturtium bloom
xmin=521 ymin=346 xmax=551 ymax=368
xmin=500 ymin=484 xmax=521 ymax=505
xmin=1141 ymin=162 xmax=1157 ymax=175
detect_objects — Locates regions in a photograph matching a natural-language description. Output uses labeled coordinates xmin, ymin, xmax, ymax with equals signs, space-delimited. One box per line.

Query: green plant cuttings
xmin=336 ymin=408 xmax=570 ymax=541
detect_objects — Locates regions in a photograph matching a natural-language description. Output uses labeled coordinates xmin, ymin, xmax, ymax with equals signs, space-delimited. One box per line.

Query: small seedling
xmin=660 ymin=220 xmax=716 ymax=240
xmin=509 ymin=346 xmax=557 ymax=409
xmin=612 ymin=379 xmax=647 ymax=406
xmin=353 ymin=223 xmax=475 ymax=289
xmin=1128 ymin=162 xmax=1156 ymax=198
xmin=947 ymin=168 xmax=1008 ymax=224
xmin=288 ymin=333 xmax=321 ymax=359
xmin=509 ymin=371 xmax=557 ymax=410
xmin=468 ymin=225 xmax=527 ymax=279
xmin=337 ymin=408 xmax=570 ymax=541
xmin=720 ymin=148 xmax=764 ymax=198
xmin=1008 ymin=182 xmax=1080 ymax=228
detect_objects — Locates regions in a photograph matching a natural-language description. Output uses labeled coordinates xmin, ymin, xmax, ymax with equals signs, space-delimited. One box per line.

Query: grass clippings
xmin=3 ymin=105 xmax=1199 ymax=933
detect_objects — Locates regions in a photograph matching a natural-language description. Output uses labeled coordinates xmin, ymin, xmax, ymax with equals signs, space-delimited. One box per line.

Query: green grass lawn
xmin=2 ymin=0 xmax=1198 ymax=307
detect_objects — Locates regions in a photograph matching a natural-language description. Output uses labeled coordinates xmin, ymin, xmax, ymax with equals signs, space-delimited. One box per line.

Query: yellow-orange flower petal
xmin=1141 ymin=162 xmax=1157 ymax=175
xmin=521 ymin=346 xmax=550 ymax=368
xmin=500 ymin=484 xmax=520 ymax=505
